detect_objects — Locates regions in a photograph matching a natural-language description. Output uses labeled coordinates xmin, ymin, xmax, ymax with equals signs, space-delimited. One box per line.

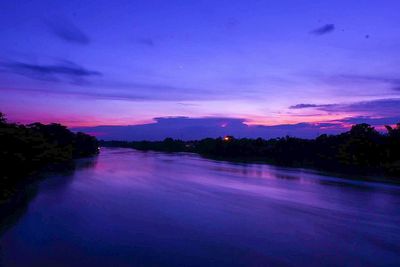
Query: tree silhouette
xmin=0 ymin=113 xmax=99 ymax=203
xmin=0 ymin=112 xmax=6 ymax=124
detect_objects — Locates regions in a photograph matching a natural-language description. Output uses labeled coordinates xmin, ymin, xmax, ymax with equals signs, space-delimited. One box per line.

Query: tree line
xmin=0 ymin=113 xmax=99 ymax=203
xmin=101 ymin=123 xmax=400 ymax=178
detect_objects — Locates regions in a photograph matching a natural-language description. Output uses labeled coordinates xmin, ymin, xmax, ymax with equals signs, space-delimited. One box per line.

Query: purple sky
xmin=1 ymin=0 xmax=400 ymax=139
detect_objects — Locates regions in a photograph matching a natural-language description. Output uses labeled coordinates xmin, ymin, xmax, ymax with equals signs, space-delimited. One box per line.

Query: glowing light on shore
xmin=223 ymin=136 xmax=233 ymax=142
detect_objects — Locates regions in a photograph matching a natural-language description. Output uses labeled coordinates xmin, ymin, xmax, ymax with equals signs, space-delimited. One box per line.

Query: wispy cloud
xmin=46 ymin=18 xmax=90 ymax=45
xmin=1 ymin=60 xmax=101 ymax=83
xmin=310 ymin=24 xmax=335 ymax=35
xmin=226 ymin=17 xmax=239 ymax=30
xmin=341 ymin=116 xmax=400 ymax=126
xmin=289 ymin=103 xmax=333 ymax=109
xmin=0 ymin=81 xmax=219 ymax=102
xmin=329 ymin=98 xmax=400 ymax=116
xmin=136 ymin=38 xmax=155 ymax=47
xmin=289 ymin=98 xmax=400 ymax=117
xmin=312 ymin=72 xmax=400 ymax=92
xmin=333 ymin=74 xmax=400 ymax=85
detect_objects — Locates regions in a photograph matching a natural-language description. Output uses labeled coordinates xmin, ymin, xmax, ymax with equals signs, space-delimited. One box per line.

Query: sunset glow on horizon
xmin=1 ymin=0 xmax=400 ymax=138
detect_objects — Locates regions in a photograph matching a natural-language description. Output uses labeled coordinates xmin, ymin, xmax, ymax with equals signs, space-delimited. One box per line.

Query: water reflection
xmin=0 ymin=148 xmax=399 ymax=267
xmin=0 ymin=156 xmax=98 ymax=236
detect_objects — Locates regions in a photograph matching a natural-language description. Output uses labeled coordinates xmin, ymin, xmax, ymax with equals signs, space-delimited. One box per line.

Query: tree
xmin=0 ymin=112 xmax=6 ymax=124
xmin=336 ymin=124 xmax=382 ymax=168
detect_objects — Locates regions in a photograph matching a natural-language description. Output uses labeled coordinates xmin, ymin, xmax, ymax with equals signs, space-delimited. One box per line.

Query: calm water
xmin=1 ymin=148 xmax=399 ymax=267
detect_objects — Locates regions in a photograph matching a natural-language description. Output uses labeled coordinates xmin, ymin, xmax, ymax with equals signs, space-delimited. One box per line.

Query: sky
xmin=1 ymin=0 xmax=400 ymax=139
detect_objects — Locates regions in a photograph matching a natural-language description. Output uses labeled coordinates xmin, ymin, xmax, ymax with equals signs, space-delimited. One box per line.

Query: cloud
xmin=226 ymin=17 xmax=239 ymax=30
xmin=46 ymin=18 xmax=90 ymax=45
xmin=310 ymin=24 xmax=335 ymax=35
xmin=331 ymin=98 xmax=400 ymax=116
xmin=289 ymin=103 xmax=333 ymax=109
xmin=2 ymin=60 xmax=101 ymax=83
xmin=0 ymin=81 xmax=218 ymax=102
xmin=341 ymin=116 xmax=400 ymax=126
xmin=73 ymin=112 xmax=400 ymax=141
xmin=73 ymin=116 xmax=342 ymax=141
xmin=290 ymin=98 xmax=400 ymax=118
xmin=0 ymin=69 xmax=243 ymax=102
xmin=136 ymin=38 xmax=155 ymax=47
xmin=333 ymin=74 xmax=400 ymax=85
xmin=315 ymin=73 xmax=400 ymax=92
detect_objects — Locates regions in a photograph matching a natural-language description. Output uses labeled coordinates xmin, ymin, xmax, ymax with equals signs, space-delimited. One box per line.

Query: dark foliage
xmin=101 ymin=123 xmax=400 ymax=178
xmin=0 ymin=112 xmax=99 ymax=202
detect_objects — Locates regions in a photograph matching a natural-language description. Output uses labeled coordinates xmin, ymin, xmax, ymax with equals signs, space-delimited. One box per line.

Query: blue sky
xmin=1 ymin=0 xmax=400 ymax=138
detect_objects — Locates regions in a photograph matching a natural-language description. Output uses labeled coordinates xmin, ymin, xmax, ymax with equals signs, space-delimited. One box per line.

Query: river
xmin=1 ymin=148 xmax=399 ymax=267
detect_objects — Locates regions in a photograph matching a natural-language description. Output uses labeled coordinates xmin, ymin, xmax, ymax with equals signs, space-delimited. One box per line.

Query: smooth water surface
xmin=1 ymin=148 xmax=399 ymax=267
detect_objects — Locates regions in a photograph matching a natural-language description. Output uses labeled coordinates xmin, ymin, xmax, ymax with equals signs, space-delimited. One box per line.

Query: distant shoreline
xmin=100 ymin=122 xmax=400 ymax=183
xmin=102 ymin=146 xmax=400 ymax=185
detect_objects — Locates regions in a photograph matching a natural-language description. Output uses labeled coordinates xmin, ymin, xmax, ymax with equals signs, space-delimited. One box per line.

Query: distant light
xmin=221 ymin=123 xmax=228 ymax=128
xmin=223 ymin=136 xmax=232 ymax=141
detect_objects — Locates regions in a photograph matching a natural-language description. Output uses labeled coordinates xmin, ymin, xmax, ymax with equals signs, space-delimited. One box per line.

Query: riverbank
xmin=0 ymin=113 xmax=99 ymax=206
